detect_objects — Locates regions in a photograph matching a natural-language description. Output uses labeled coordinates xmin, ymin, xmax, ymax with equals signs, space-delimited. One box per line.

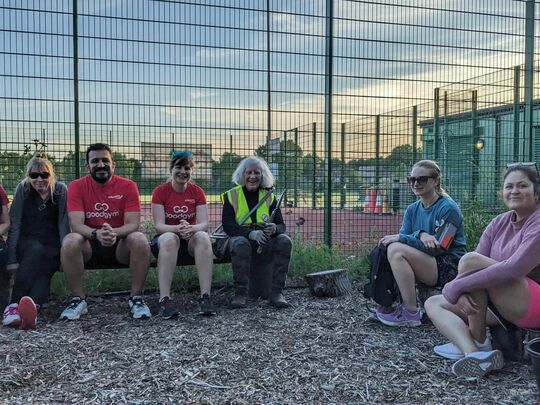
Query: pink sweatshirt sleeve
xmin=443 ymin=213 xmax=540 ymax=304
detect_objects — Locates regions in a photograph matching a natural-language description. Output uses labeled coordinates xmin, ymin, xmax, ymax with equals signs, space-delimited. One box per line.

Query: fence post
xmin=294 ymin=127 xmax=298 ymax=208
xmin=340 ymin=123 xmax=345 ymax=209
xmin=434 ymin=88 xmax=440 ymax=160
xmin=312 ymin=122 xmax=317 ymax=209
xmin=323 ymin=0 xmax=334 ymax=247
xmin=72 ymin=0 xmax=80 ymax=178
xmin=266 ymin=0 xmax=272 ymax=161
xmin=471 ymin=90 xmax=479 ymax=200
xmin=375 ymin=115 xmax=380 ymax=188
xmin=412 ymin=105 xmax=418 ymax=163
xmin=524 ymin=0 xmax=535 ymax=161
xmin=513 ymin=65 xmax=521 ymax=162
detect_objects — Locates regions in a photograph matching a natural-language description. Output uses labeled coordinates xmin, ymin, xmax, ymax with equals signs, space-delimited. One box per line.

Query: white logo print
xmin=108 ymin=195 xmax=124 ymax=200
xmin=173 ymin=205 xmax=188 ymax=214
xmin=94 ymin=203 xmax=110 ymax=211
xmin=86 ymin=202 xmax=120 ymax=219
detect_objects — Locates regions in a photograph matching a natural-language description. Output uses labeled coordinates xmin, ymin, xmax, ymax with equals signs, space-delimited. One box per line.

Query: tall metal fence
xmin=2 ymin=0 xmax=540 ymax=252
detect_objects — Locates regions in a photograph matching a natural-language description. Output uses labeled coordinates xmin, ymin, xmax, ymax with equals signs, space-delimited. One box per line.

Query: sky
xmin=1 ymin=0 xmax=539 ymax=160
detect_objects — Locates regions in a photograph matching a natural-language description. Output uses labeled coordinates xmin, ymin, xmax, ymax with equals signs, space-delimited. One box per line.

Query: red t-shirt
xmin=67 ymin=175 xmax=140 ymax=228
xmin=0 ymin=185 xmax=8 ymax=207
xmin=151 ymin=182 xmax=207 ymax=225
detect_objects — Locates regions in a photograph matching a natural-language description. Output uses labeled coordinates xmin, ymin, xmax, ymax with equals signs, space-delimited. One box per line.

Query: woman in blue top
xmin=375 ymin=160 xmax=466 ymax=327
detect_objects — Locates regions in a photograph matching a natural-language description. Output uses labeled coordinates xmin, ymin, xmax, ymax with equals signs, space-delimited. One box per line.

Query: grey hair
xmin=232 ymin=156 xmax=275 ymax=189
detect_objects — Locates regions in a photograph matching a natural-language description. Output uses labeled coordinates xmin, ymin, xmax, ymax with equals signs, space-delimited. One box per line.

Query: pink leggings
xmin=514 ymin=278 xmax=540 ymax=329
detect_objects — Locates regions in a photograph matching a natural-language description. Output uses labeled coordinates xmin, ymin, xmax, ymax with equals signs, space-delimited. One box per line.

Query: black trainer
xmin=198 ymin=294 xmax=216 ymax=316
xmin=158 ymin=296 xmax=179 ymax=319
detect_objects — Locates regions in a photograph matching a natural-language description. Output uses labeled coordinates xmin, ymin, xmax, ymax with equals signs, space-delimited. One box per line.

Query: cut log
xmin=305 ymin=269 xmax=352 ymax=298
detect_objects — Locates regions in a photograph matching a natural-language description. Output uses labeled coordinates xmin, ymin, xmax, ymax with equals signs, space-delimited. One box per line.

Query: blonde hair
xmin=25 ymin=153 xmax=57 ymax=203
xmin=412 ymin=160 xmax=449 ymax=197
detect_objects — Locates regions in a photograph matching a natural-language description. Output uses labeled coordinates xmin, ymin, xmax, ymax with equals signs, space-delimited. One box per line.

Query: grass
xmin=49 ymin=238 xmax=369 ymax=298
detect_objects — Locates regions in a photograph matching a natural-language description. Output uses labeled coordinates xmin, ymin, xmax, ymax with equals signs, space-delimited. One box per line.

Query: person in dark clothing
xmin=3 ymin=154 xmax=69 ymax=329
xmin=222 ymin=156 xmax=292 ymax=309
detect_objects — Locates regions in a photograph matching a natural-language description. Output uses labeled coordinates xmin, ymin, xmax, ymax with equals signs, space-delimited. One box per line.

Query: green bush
xmin=462 ymin=201 xmax=501 ymax=251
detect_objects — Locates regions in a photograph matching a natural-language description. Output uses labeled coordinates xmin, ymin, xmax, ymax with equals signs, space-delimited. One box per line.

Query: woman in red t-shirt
xmin=151 ymin=152 xmax=215 ymax=318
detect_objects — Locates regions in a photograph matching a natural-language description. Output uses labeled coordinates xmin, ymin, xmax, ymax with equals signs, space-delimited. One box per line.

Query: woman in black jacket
xmin=3 ymin=154 xmax=69 ymax=329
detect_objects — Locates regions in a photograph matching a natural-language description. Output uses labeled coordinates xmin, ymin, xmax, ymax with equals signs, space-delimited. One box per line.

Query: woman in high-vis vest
xmin=222 ymin=156 xmax=291 ymax=309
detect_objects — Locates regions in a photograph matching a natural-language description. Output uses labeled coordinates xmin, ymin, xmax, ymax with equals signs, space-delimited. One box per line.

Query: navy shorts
xmin=86 ymin=239 xmax=121 ymax=267
xmin=436 ymin=254 xmax=460 ymax=287
xmin=150 ymin=235 xmax=195 ymax=266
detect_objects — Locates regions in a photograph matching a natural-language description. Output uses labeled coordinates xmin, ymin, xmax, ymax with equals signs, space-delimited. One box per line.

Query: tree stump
xmin=305 ymin=269 xmax=352 ymax=298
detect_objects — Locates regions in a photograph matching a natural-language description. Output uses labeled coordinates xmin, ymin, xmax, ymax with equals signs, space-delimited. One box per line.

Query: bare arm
xmin=112 ymin=211 xmax=140 ymax=238
xmin=68 ymin=211 xmax=95 ymax=239
xmin=152 ymin=203 xmax=180 ymax=235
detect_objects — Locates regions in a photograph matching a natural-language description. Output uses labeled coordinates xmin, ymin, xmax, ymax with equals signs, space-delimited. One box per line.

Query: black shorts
xmin=86 ymin=239 xmax=121 ymax=267
xmin=436 ymin=254 xmax=460 ymax=287
xmin=150 ymin=235 xmax=195 ymax=266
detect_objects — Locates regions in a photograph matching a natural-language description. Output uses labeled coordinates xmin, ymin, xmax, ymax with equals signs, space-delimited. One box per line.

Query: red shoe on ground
xmin=18 ymin=296 xmax=37 ymax=330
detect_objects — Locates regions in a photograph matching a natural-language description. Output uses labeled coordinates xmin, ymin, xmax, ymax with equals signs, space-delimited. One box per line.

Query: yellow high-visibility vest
xmin=222 ymin=185 xmax=274 ymax=225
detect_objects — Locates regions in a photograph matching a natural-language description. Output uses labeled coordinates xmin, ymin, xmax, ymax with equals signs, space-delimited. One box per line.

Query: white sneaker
xmin=129 ymin=296 xmax=151 ymax=319
xmin=451 ymin=350 xmax=504 ymax=378
xmin=434 ymin=337 xmax=492 ymax=360
xmin=60 ymin=297 xmax=88 ymax=320
xmin=3 ymin=303 xmax=20 ymax=327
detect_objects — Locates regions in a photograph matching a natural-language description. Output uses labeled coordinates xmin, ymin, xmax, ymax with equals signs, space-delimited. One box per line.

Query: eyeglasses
xmin=407 ymin=176 xmax=433 ymax=185
xmin=506 ymin=161 xmax=539 ymax=175
xmin=29 ymin=172 xmax=50 ymax=179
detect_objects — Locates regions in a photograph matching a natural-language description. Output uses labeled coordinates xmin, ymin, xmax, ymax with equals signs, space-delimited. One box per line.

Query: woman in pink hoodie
xmin=426 ymin=162 xmax=540 ymax=378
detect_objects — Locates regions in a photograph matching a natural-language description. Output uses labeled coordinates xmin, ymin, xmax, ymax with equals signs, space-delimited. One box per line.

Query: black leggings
xmin=11 ymin=238 xmax=60 ymax=306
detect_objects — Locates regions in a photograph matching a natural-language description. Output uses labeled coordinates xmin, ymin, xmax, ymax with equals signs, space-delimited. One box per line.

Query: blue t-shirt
xmin=398 ymin=195 xmax=467 ymax=259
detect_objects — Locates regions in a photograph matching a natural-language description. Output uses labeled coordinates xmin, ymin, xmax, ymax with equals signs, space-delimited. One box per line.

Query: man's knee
xmin=125 ymin=232 xmax=150 ymax=252
xmin=61 ymin=233 xmax=85 ymax=256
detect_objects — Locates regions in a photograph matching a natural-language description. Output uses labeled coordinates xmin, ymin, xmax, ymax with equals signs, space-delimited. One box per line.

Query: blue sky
xmin=1 ymin=0 xmax=538 ymax=159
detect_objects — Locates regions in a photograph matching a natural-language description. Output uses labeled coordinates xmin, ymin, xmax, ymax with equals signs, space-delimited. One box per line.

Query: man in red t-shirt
xmin=0 ymin=185 xmax=11 ymax=312
xmin=60 ymin=143 xmax=151 ymax=321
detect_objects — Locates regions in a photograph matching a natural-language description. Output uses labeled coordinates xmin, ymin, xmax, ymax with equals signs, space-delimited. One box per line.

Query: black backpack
xmin=363 ymin=244 xmax=398 ymax=307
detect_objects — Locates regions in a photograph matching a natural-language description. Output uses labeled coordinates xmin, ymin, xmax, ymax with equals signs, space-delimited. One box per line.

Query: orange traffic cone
xmin=363 ymin=189 xmax=375 ymax=213
xmin=374 ymin=190 xmax=382 ymax=214
xmin=381 ymin=190 xmax=390 ymax=215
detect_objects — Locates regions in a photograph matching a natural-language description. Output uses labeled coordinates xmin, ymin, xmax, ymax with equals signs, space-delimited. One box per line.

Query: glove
xmin=249 ymin=230 xmax=268 ymax=246
xmin=263 ymin=223 xmax=277 ymax=236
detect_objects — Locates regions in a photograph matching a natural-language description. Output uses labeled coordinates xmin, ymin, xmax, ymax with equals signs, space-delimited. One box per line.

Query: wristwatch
xmin=91 ymin=229 xmax=97 ymax=240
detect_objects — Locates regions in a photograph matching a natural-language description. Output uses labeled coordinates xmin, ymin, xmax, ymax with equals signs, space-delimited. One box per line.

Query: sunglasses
xmin=407 ymin=176 xmax=433 ymax=185
xmin=29 ymin=172 xmax=50 ymax=179
xmin=506 ymin=161 xmax=539 ymax=175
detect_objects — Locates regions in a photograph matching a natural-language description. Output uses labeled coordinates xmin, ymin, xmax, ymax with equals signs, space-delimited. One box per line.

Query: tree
xmin=211 ymin=152 xmax=243 ymax=192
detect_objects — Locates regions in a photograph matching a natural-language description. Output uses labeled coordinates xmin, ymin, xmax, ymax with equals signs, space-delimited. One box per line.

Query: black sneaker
xmin=198 ymin=294 xmax=216 ymax=316
xmin=158 ymin=296 xmax=179 ymax=320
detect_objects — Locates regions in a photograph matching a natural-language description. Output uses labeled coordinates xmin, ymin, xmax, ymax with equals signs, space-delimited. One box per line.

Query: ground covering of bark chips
xmin=0 ymin=286 xmax=537 ymax=404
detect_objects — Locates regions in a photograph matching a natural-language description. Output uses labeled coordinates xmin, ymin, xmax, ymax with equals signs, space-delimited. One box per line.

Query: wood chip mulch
xmin=0 ymin=285 xmax=537 ymax=404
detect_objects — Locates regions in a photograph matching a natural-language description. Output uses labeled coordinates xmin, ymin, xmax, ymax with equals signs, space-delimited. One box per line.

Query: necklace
xmin=422 ymin=194 xmax=440 ymax=209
